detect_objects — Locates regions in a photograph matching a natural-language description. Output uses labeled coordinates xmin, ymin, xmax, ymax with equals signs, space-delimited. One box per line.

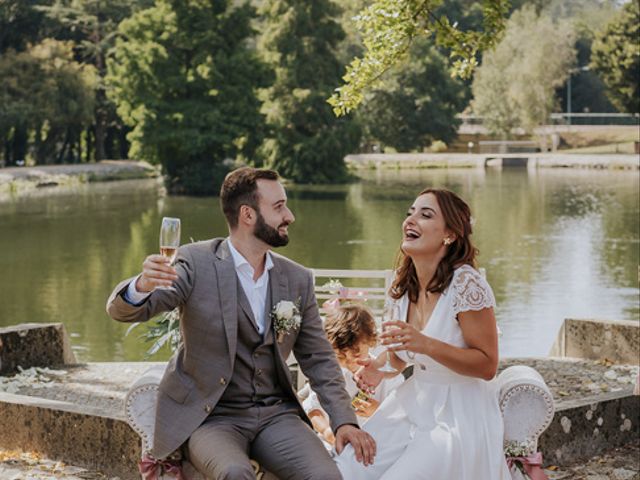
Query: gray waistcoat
xmin=216 ymin=279 xmax=291 ymax=409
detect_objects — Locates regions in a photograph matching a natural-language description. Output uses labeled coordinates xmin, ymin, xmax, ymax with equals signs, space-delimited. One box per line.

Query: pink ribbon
xmin=506 ymin=451 xmax=548 ymax=480
xmin=139 ymin=454 xmax=185 ymax=480
xmin=322 ymin=288 xmax=369 ymax=313
xmin=322 ymin=298 xmax=341 ymax=312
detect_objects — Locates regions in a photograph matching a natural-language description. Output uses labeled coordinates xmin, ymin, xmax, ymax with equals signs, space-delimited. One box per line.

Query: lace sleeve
xmin=451 ymin=266 xmax=496 ymax=316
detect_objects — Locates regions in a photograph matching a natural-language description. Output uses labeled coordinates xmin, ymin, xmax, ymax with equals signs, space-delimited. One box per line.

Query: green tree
xmin=542 ymin=0 xmax=619 ymax=116
xmin=107 ymin=0 xmax=268 ymax=195
xmin=328 ymin=0 xmax=510 ymax=116
xmin=257 ymin=0 xmax=360 ymax=183
xmin=591 ymin=1 xmax=640 ymax=113
xmin=0 ymin=39 xmax=96 ymax=165
xmin=471 ymin=6 xmax=576 ymax=136
xmin=37 ymin=0 xmax=152 ymax=161
xmin=0 ymin=0 xmax=50 ymax=53
xmin=360 ymin=39 xmax=466 ymax=151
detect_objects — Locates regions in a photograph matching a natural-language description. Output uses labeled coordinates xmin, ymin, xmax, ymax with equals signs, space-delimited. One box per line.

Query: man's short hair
xmin=220 ymin=167 xmax=280 ymax=228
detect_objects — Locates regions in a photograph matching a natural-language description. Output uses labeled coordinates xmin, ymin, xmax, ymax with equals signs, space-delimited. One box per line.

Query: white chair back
xmin=311 ymin=268 xmax=394 ymax=316
xmin=498 ymin=365 xmax=555 ymax=454
xmin=124 ymin=364 xmax=166 ymax=455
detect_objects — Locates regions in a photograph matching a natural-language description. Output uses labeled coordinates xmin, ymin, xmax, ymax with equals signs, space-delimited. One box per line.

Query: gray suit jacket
xmin=106 ymin=238 xmax=356 ymax=459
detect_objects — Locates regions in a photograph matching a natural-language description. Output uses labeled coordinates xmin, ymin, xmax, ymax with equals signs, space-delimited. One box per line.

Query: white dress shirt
xmin=124 ymin=239 xmax=274 ymax=334
xmin=226 ymin=239 xmax=274 ymax=334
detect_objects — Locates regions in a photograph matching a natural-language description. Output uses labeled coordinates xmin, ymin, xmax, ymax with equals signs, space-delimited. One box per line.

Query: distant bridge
xmin=457 ymin=113 xmax=639 ymax=135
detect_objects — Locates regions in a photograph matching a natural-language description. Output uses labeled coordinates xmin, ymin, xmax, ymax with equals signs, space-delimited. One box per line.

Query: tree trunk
xmin=2 ymin=130 xmax=10 ymax=167
xmin=105 ymin=125 xmax=116 ymax=159
xmin=118 ymin=127 xmax=130 ymax=159
xmin=37 ymin=126 xmax=64 ymax=165
xmin=94 ymin=47 xmax=108 ymax=160
xmin=94 ymin=107 xmax=107 ymax=160
xmin=85 ymin=126 xmax=93 ymax=162
xmin=12 ymin=125 xmax=28 ymax=165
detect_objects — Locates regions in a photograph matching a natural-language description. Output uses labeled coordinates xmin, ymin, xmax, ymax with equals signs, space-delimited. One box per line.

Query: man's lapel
xmin=267 ymin=258 xmax=289 ymax=340
xmin=237 ymin=281 xmax=260 ymax=333
xmin=213 ymin=239 xmax=238 ymax=364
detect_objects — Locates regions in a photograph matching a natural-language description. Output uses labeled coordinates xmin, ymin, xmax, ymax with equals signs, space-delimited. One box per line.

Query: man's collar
xmin=227 ymin=238 xmax=274 ymax=273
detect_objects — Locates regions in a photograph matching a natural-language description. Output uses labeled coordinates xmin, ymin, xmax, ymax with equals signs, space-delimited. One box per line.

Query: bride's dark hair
xmin=390 ymin=188 xmax=478 ymax=303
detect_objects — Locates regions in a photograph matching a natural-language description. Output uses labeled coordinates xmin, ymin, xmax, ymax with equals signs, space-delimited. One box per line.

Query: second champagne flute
xmin=378 ymin=300 xmax=401 ymax=373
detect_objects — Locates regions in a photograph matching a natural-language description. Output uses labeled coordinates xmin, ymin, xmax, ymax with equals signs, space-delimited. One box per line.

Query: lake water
xmin=1 ymin=167 xmax=638 ymax=361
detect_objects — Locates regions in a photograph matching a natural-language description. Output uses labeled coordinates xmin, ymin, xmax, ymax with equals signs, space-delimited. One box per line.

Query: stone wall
xmin=0 ymin=323 xmax=76 ymax=375
xmin=0 ymin=391 xmax=140 ymax=480
xmin=540 ymin=391 xmax=639 ymax=465
xmin=549 ymin=318 xmax=639 ymax=364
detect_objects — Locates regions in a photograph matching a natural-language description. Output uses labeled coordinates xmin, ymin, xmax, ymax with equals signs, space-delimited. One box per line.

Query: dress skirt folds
xmin=335 ymin=265 xmax=511 ymax=480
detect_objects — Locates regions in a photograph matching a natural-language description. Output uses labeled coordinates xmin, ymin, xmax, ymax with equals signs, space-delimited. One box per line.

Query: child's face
xmin=339 ymin=342 xmax=372 ymax=373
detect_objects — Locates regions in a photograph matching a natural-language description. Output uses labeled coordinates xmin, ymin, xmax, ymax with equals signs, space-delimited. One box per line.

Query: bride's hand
xmin=381 ymin=320 xmax=427 ymax=356
xmin=353 ymin=357 xmax=384 ymax=394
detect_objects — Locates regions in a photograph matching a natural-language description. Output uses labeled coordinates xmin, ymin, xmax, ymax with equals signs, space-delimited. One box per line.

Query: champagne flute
xmin=159 ymin=217 xmax=181 ymax=265
xmin=378 ymin=300 xmax=401 ymax=373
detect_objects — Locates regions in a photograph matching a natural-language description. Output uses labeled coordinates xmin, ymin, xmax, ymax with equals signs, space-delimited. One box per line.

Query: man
xmin=106 ymin=167 xmax=375 ymax=480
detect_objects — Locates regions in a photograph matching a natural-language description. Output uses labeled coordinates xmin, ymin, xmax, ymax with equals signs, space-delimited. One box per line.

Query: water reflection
xmin=0 ymin=168 xmax=637 ymax=361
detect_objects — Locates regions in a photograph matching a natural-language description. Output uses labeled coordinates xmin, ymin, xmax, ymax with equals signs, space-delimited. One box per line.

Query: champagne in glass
xmin=378 ymin=300 xmax=401 ymax=373
xmin=159 ymin=217 xmax=181 ymax=264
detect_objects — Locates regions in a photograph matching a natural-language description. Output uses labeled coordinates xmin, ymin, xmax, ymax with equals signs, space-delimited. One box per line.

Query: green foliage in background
xmin=591 ymin=1 xmax=640 ymax=113
xmin=471 ymin=5 xmax=576 ymax=136
xmin=0 ymin=39 xmax=97 ymax=164
xmin=1 ymin=0 xmax=633 ymax=185
xmin=107 ymin=0 xmax=269 ymax=195
xmin=36 ymin=0 xmax=148 ymax=161
xmin=328 ymin=0 xmax=510 ymax=116
xmin=126 ymin=309 xmax=182 ymax=358
xmin=0 ymin=0 xmax=48 ymax=53
xmin=257 ymin=0 xmax=361 ymax=183
xmin=543 ymin=0 xmax=620 ymax=115
xmin=359 ymin=39 xmax=466 ymax=152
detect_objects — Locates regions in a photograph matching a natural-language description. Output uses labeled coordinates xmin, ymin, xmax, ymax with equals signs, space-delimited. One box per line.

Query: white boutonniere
xmin=272 ymin=299 xmax=302 ymax=343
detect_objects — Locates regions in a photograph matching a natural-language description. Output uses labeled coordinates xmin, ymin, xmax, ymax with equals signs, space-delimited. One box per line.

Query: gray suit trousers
xmin=187 ymin=402 xmax=341 ymax=480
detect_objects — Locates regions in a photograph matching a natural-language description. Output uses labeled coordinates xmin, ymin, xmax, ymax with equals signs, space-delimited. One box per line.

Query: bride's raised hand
xmin=381 ymin=320 xmax=427 ymax=356
xmin=353 ymin=357 xmax=384 ymax=394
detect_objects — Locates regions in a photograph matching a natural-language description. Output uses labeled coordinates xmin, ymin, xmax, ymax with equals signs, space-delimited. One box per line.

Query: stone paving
xmin=499 ymin=358 xmax=639 ymax=404
xmin=0 ymin=363 xmax=161 ymax=418
xmin=0 ymin=450 xmax=116 ymax=479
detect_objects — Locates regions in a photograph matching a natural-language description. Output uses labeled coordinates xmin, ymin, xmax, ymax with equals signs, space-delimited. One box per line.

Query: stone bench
xmin=125 ymin=364 xmax=554 ymax=480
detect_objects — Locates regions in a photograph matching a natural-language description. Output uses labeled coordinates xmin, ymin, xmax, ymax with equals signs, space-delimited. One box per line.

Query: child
xmin=300 ymin=303 xmax=403 ymax=445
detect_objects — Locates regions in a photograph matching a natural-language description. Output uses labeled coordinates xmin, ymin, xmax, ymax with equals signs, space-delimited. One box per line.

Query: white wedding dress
xmin=335 ymin=265 xmax=511 ymax=480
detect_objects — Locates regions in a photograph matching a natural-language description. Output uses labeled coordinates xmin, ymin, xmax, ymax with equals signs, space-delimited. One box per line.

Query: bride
xmin=335 ymin=188 xmax=511 ymax=479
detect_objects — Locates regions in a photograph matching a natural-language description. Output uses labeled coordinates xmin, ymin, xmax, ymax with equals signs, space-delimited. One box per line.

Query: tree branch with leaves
xmin=328 ymin=0 xmax=510 ymax=116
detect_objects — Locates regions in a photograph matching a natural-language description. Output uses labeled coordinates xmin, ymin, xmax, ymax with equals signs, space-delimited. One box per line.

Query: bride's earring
xmin=443 ymin=237 xmax=452 ymax=246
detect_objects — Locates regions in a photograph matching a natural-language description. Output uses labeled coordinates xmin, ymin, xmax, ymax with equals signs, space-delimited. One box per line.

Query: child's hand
xmin=353 ymin=396 xmax=379 ymax=417
xmin=321 ymin=427 xmax=336 ymax=445
xmin=354 ymin=357 xmax=384 ymax=394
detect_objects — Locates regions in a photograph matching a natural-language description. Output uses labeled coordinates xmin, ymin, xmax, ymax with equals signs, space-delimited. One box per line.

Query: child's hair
xmin=324 ymin=303 xmax=378 ymax=357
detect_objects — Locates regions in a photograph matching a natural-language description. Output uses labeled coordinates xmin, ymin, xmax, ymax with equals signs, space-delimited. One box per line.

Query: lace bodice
xmin=450 ymin=265 xmax=496 ymax=315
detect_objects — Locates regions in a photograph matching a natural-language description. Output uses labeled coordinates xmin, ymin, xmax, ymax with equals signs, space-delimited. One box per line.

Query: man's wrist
xmin=335 ymin=422 xmax=359 ymax=433
xmin=123 ymin=275 xmax=152 ymax=306
xmin=134 ymin=275 xmax=150 ymax=293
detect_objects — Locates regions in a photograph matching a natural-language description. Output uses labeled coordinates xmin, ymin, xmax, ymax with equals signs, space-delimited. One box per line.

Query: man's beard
xmin=254 ymin=211 xmax=289 ymax=247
